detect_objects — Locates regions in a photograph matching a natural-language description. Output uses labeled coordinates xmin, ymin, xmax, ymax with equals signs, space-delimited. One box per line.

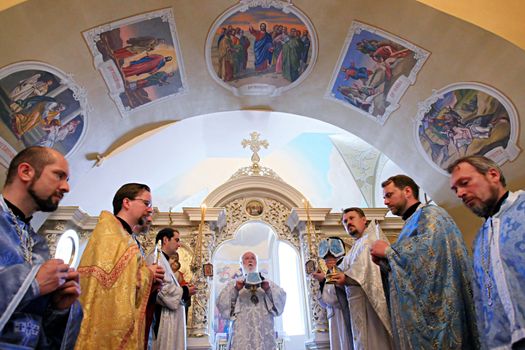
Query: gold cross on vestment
xmin=241 ymin=131 xmax=269 ymax=172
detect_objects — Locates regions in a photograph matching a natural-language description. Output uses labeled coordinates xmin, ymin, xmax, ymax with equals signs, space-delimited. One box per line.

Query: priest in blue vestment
xmin=371 ymin=174 xmax=479 ymax=350
xmin=449 ymin=155 xmax=525 ymax=349
xmin=0 ymin=146 xmax=82 ymax=349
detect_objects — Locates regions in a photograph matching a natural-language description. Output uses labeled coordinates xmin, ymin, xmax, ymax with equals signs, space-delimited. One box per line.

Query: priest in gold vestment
xmin=75 ymin=183 xmax=164 ymax=350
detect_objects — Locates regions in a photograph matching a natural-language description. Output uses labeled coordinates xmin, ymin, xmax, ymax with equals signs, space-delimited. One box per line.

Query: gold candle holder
xmin=190 ymin=203 xmax=206 ymax=274
xmin=303 ymin=198 xmax=317 ymax=274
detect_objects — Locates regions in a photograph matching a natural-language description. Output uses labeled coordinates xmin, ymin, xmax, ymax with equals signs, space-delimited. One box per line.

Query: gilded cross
xmin=241 ymin=131 xmax=269 ymax=171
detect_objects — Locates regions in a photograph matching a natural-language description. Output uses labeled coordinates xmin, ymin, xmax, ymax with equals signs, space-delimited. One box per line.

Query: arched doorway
xmin=211 ymin=220 xmax=307 ymax=350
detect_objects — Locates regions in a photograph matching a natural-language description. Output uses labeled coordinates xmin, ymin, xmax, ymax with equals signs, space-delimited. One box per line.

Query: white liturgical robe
xmin=217 ymin=277 xmax=286 ymax=350
xmin=145 ymin=251 xmax=186 ymax=350
xmin=343 ymin=227 xmax=393 ymax=350
xmin=320 ymin=284 xmax=353 ymax=350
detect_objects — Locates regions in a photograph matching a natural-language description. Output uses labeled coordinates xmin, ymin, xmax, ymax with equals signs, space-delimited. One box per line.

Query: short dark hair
xmin=155 ymin=227 xmax=179 ymax=244
xmin=341 ymin=207 xmax=365 ymax=221
xmin=112 ymin=183 xmax=151 ymax=215
xmin=446 ymin=155 xmax=506 ymax=187
xmin=5 ymin=146 xmax=57 ymax=186
xmin=381 ymin=175 xmax=420 ymax=200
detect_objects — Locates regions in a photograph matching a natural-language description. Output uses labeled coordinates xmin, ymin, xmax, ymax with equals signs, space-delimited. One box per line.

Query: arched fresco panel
xmin=0 ymin=61 xmax=88 ymax=164
xmin=415 ymin=82 xmax=520 ymax=174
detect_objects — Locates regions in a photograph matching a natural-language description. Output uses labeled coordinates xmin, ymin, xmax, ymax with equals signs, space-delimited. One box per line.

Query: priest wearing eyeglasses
xmin=75 ymin=183 xmax=165 ymax=350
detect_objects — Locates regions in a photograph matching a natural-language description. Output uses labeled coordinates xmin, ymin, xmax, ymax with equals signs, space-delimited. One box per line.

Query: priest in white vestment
xmin=146 ymin=228 xmax=194 ymax=350
xmin=216 ymin=251 xmax=287 ymax=350
xmin=332 ymin=207 xmax=393 ymax=350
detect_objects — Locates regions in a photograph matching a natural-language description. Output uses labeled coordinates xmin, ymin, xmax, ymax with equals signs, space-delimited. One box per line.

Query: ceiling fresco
xmin=0 ymin=0 xmax=524 ymax=225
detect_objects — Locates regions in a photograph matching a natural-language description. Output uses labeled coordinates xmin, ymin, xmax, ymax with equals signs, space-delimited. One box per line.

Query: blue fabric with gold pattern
xmin=386 ymin=204 xmax=479 ymax=349
xmin=472 ymin=191 xmax=525 ymax=349
xmin=0 ymin=196 xmax=83 ymax=349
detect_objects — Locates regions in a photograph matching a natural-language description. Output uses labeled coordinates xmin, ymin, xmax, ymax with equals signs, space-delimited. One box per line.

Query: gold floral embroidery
xmin=78 ymin=245 xmax=140 ymax=289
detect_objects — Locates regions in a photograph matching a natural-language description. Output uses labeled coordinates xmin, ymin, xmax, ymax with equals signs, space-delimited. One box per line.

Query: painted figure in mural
xmin=448 ymin=156 xmax=525 ymax=349
xmin=312 ymin=237 xmax=354 ymax=350
xmin=331 ymin=208 xmax=394 ymax=349
xmin=0 ymin=146 xmax=83 ymax=349
xmin=300 ymin=30 xmax=310 ymax=73
xmin=341 ymin=62 xmax=373 ymax=82
xmin=337 ymin=83 xmax=380 ymax=112
xmin=11 ymin=96 xmax=66 ymax=138
xmin=37 ymin=119 xmax=81 ymax=148
xmin=75 ymin=183 xmax=165 ymax=350
xmin=419 ymin=107 xmax=461 ymax=164
xmin=281 ymin=28 xmax=304 ymax=82
xmin=271 ymin=25 xmax=287 ymax=74
xmin=230 ymin=28 xmax=242 ymax=78
xmin=8 ymin=73 xmax=54 ymax=109
xmin=249 ymin=23 xmax=274 ymax=72
xmin=370 ymin=175 xmax=479 ymax=349
xmin=233 ymin=27 xmax=250 ymax=76
xmin=419 ymin=90 xmax=511 ymax=169
xmin=216 ymin=251 xmax=286 ymax=350
xmin=122 ymin=54 xmax=172 ymax=77
xmin=129 ymin=71 xmax=175 ymax=90
xmin=112 ymin=36 xmax=165 ymax=60
xmin=218 ymin=28 xmax=235 ymax=81
xmin=217 ymin=27 xmax=227 ymax=49
xmin=146 ymin=228 xmax=196 ymax=350
xmin=356 ymin=39 xmax=410 ymax=80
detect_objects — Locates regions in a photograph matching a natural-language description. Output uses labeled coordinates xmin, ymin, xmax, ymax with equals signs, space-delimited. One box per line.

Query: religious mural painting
xmin=83 ymin=8 xmax=187 ymax=117
xmin=0 ymin=62 xmax=88 ymax=166
xmin=415 ymin=82 xmax=520 ymax=174
xmin=326 ymin=21 xmax=429 ymax=124
xmin=206 ymin=0 xmax=317 ymax=96
xmin=245 ymin=199 xmax=264 ymax=216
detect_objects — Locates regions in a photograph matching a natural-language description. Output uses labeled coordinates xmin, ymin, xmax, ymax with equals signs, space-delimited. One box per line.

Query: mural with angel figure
xmin=83 ymin=8 xmax=187 ymax=116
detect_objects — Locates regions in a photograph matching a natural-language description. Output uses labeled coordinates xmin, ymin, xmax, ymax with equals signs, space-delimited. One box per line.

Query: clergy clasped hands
xmin=36 ymin=258 xmax=81 ymax=310
xmin=370 ymin=240 xmax=389 ymax=265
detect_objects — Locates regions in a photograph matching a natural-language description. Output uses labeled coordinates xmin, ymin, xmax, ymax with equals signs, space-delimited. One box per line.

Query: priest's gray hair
xmin=239 ymin=251 xmax=258 ymax=264
xmin=446 ymin=155 xmax=506 ymax=187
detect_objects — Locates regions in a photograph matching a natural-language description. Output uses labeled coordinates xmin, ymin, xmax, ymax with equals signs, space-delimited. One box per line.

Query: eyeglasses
xmin=131 ymin=198 xmax=153 ymax=208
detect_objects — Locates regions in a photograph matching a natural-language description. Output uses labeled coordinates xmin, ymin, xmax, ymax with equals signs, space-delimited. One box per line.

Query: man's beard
xmin=468 ymin=186 xmax=500 ymax=217
xmin=242 ymin=264 xmax=257 ymax=274
xmin=346 ymin=225 xmax=358 ymax=237
xmin=28 ymin=183 xmax=59 ymax=212
xmin=348 ymin=227 xmax=361 ymax=238
xmin=135 ymin=215 xmax=151 ymax=235
xmin=389 ymin=199 xmax=406 ymax=216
